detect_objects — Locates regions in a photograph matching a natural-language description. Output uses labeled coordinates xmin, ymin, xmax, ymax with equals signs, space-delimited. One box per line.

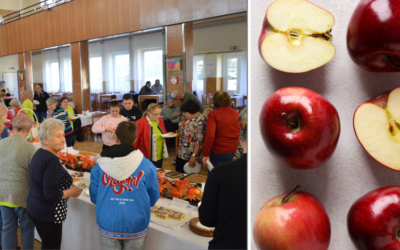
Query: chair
xmin=138 ymin=96 xmax=159 ymax=110
xmin=90 ymin=112 xmax=108 ymax=141
xmin=202 ymin=95 xmax=209 ymax=108
xmin=230 ymin=98 xmax=237 ymax=110
xmin=175 ymin=130 xmax=182 ymax=157
xmin=237 ymin=95 xmax=247 ymax=111
xmin=207 ymin=97 xmax=215 ymax=110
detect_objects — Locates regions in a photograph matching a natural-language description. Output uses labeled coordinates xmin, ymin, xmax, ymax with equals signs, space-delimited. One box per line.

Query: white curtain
xmin=193 ymin=55 xmax=205 ymax=100
xmin=88 ymin=42 xmax=103 ymax=93
xmin=131 ymin=32 xmax=164 ymax=93
xmin=59 ymin=47 xmax=72 ymax=93
xmin=42 ymin=49 xmax=59 ymax=92
xmin=239 ymin=49 xmax=247 ymax=96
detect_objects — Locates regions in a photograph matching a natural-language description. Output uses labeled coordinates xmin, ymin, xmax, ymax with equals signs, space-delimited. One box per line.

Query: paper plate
xmin=206 ymin=159 xmax=214 ymax=171
xmin=184 ymin=162 xmax=201 ymax=174
xmin=33 ymin=100 xmax=40 ymax=105
xmin=86 ymin=189 xmax=90 ymax=196
xmin=73 ymin=178 xmax=90 ymax=189
xmin=161 ymin=133 xmax=177 ymax=138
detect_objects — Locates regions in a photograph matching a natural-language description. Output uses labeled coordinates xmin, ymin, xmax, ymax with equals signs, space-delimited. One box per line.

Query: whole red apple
xmin=353 ymin=87 xmax=400 ymax=171
xmin=347 ymin=186 xmax=400 ymax=249
xmin=347 ymin=0 xmax=400 ymax=72
xmin=259 ymin=87 xmax=340 ymax=169
xmin=253 ymin=185 xmax=331 ymax=250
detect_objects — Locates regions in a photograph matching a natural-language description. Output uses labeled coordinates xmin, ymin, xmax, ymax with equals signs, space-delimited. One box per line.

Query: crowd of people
xmin=0 ymin=84 xmax=247 ymax=249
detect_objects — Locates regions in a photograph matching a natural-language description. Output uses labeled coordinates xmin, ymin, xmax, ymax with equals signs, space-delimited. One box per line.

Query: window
xmin=193 ymin=55 xmax=205 ymax=99
xmin=113 ymin=53 xmax=130 ymax=92
xmin=224 ymin=54 xmax=241 ymax=94
xmin=196 ymin=60 xmax=204 ymax=91
xmin=50 ymin=61 xmax=60 ymax=92
xmin=90 ymin=57 xmax=103 ymax=92
xmin=143 ymin=50 xmax=163 ymax=85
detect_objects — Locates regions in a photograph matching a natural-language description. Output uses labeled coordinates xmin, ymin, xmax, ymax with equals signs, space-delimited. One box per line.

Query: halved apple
xmin=258 ymin=0 xmax=336 ymax=73
xmin=354 ymin=87 xmax=400 ymax=171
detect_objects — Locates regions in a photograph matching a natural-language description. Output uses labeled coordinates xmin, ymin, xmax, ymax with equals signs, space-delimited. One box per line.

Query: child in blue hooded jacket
xmin=90 ymin=121 xmax=160 ymax=250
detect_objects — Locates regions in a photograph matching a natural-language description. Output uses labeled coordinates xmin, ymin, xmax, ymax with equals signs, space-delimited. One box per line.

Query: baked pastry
xmin=165 ymin=171 xmax=184 ymax=179
xmin=184 ymin=174 xmax=207 ymax=184
xmin=156 ymin=210 xmax=169 ymax=219
xmin=189 ymin=217 xmax=214 ymax=237
xmin=150 ymin=205 xmax=160 ymax=213
xmin=157 ymin=169 xmax=166 ymax=174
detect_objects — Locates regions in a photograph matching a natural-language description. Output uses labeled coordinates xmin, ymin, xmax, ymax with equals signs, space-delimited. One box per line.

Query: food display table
xmin=35 ymin=166 xmax=210 ymax=250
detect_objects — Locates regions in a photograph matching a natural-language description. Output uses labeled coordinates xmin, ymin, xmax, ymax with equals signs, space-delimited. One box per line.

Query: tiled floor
xmin=17 ymin=138 xmax=208 ymax=249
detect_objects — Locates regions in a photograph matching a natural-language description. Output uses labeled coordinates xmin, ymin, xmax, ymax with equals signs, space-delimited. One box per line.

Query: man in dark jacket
xmin=33 ymin=84 xmax=50 ymax=123
xmin=119 ymin=94 xmax=142 ymax=122
xmin=199 ymin=124 xmax=247 ymax=250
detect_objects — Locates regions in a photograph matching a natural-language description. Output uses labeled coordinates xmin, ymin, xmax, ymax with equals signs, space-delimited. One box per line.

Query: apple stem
xmin=282 ymin=184 xmax=300 ymax=204
xmin=282 ymin=112 xmax=298 ymax=127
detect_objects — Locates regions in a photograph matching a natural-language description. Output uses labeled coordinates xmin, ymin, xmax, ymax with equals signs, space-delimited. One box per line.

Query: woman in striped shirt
xmin=46 ymin=98 xmax=74 ymax=147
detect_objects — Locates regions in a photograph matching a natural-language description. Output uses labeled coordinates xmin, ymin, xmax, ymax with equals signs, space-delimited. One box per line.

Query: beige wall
xmin=193 ymin=21 xmax=247 ymax=54
xmin=0 ymin=0 xmax=39 ymax=11
xmin=0 ymin=54 xmax=19 ymax=91
xmin=32 ymin=53 xmax=42 ymax=83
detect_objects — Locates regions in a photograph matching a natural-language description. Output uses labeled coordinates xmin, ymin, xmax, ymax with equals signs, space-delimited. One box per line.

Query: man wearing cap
xmin=168 ymin=90 xmax=205 ymax=114
xmin=33 ymin=84 xmax=50 ymax=123
xmin=20 ymin=91 xmax=34 ymax=121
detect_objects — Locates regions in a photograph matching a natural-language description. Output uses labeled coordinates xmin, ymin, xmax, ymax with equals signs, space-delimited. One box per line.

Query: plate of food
xmin=33 ymin=100 xmax=40 ymax=105
xmin=161 ymin=132 xmax=177 ymax=138
xmin=73 ymin=178 xmax=90 ymax=189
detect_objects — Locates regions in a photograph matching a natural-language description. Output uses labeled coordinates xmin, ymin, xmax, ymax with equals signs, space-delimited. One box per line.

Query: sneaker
xmin=172 ymin=157 xmax=176 ymax=164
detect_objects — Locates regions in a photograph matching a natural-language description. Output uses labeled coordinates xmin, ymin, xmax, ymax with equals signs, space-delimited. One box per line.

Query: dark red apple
xmin=347 ymin=0 xmax=400 ymax=72
xmin=347 ymin=186 xmax=400 ymax=249
xmin=259 ymin=87 xmax=340 ymax=169
xmin=253 ymin=184 xmax=331 ymax=250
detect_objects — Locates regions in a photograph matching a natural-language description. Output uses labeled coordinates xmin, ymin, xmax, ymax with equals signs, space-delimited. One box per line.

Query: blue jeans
xmin=34 ymin=111 xmax=48 ymax=123
xmin=0 ymin=206 xmax=34 ymax=250
xmin=65 ymin=133 xmax=75 ymax=147
xmin=209 ymin=150 xmax=234 ymax=169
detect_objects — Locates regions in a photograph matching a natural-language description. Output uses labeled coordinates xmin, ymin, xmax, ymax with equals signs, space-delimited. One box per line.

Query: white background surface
xmin=250 ymin=0 xmax=400 ymax=249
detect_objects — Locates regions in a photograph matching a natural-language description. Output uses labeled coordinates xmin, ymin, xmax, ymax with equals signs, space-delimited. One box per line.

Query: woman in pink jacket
xmin=92 ymin=100 xmax=127 ymax=152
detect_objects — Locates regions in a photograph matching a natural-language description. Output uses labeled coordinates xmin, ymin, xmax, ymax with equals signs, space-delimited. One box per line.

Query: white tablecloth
xmin=35 ymin=167 xmax=210 ymax=250
xmin=98 ymin=94 xmax=124 ymax=101
xmin=77 ymin=113 xmax=103 ymax=127
xmin=230 ymin=95 xmax=244 ymax=107
xmin=140 ymin=94 xmax=164 ymax=103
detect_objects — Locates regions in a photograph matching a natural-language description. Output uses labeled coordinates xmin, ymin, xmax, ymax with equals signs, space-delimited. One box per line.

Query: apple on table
xmin=253 ymin=184 xmax=331 ymax=250
xmin=353 ymin=87 xmax=400 ymax=171
xmin=347 ymin=186 xmax=400 ymax=249
xmin=259 ymin=87 xmax=340 ymax=169
xmin=259 ymin=0 xmax=335 ymax=73
xmin=347 ymin=0 xmax=400 ymax=72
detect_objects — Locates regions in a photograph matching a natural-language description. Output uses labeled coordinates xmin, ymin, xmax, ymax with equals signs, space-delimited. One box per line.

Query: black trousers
xmin=176 ymin=157 xmax=189 ymax=173
xmin=28 ymin=213 xmax=62 ymax=250
xmin=151 ymin=158 xmax=164 ymax=168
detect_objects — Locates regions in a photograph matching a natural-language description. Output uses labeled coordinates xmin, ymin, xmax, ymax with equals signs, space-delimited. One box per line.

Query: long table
xmin=35 ymin=168 xmax=210 ymax=250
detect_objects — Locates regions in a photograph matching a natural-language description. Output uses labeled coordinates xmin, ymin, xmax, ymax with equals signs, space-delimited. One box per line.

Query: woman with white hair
xmin=0 ymin=114 xmax=36 ymax=249
xmin=26 ymin=118 xmax=82 ymax=250
xmin=46 ymin=97 xmax=74 ymax=147
xmin=9 ymin=99 xmax=26 ymax=116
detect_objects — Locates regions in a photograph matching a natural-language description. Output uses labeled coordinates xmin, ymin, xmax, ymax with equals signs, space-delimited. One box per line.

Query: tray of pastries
xmin=181 ymin=174 xmax=208 ymax=184
xmin=164 ymin=171 xmax=185 ymax=179
xmin=189 ymin=217 xmax=214 ymax=237
xmin=151 ymin=205 xmax=187 ymax=221
xmin=157 ymin=169 xmax=166 ymax=174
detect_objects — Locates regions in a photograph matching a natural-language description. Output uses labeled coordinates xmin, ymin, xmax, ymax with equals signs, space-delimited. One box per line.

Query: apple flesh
xmin=347 ymin=186 xmax=400 ymax=249
xmin=260 ymin=87 xmax=340 ymax=169
xmin=259 ymin=0 xmax=335 ymax=73
xmin=253 ymin=186 xmax=331 ymax=250
xmin=353 ymin=87 xmax=400 ymax=171
xmin=347 ymin=0 xmax=400 ymax=72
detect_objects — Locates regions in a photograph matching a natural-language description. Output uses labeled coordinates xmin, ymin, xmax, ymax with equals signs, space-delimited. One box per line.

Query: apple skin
xmin=259 ymin=87 xmax=340 ymax=169
xmin=347 ymin=0 xmax=400 ymax=72
xmin=253 ymin=191 xmax=331 ymax=250
xmin=347 ymin=186 xmax=400 ymax=249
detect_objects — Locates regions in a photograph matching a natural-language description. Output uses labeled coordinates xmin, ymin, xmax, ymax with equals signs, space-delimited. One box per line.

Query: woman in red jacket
xmin=133 ymin=104 xmax=169 ymax=168
xmin=202 ymin=92 xmax=241 ymax=168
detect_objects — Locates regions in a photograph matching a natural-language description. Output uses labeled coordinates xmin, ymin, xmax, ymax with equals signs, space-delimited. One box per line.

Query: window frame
xmin=223 ymin=53 xmax=241 ymax=95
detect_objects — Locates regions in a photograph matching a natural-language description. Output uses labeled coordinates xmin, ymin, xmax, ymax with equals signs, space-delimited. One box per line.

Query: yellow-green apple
xmin=347 ymin=186 xmax=400 ymax=249
xmin=258 ymin=0 xmax=335 ymax=73
xmin=353 ymin=87 xmax=400 ymax=171
xmin=253 ymin=185 xmax=331 ymax=250
xmin=347 ymin=0 xmax=400 ymax=72
xmin=259 ymin=87 xmax=340 ymax=169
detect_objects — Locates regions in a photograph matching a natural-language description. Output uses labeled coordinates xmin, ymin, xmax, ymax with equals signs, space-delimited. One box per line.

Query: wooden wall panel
xmin=166 ymin=0 xmax=180 ymax=25
xmin=9 ymin=22 xmax=15 ymax=55
xmin=20 ymin=18 xmax=27 ymax=52
xmin=184 ymin=23 xmax=193 ymax=92
xmin=141 ymin=0 xmax=154 ymax=30
xmin=129 ymin=0 xmax=141 ymax=31
xmin=54 ymin=7 xmax=63 ymax=45
xmin=119 ymin=0 xmax=130 ymax=34
xmin=109 ymin=0 xmax=119 ymax=35
xmin=92 ymin=0 xmax=102 ymax=38
xmin=36 ymin=13 xmax=45 ymax=49
xmin=179 ymin=0 xmax=194 ymax=23
xmin=18 ymin=53 xmax=24 ymax=70
xmin=41 ymin=11 xmax=50 ymax=49
xmin=0 ymin=27 xmax=4 ymax=56
xmin=167 ymin=24 xmax=183 ymax=55
xmin=75 ymin=0 xmax=84 ymax=41
xmin=48 ymin=9 xmax=56 ymax=47
xmin=26 ymin=16 xmax=34 ymax=51
xmin=31 ymin=15 xmax=39 ymax=51
xmin=61 ymin=4 xmax=70 ymax=44
xmin=24 ymin=52 xmax=34 ymax=100
xmin=71 ymin=42 xmax=82 ymax=113
xmin=83 ymin=0 xmax=93 ymax=40
xmin=68 ymin=1 xmax=77 ymax=42
xmin=153 ymin=0 xmax=167 ymax=28
xmin=4 ymin=24 xmax=10 ymax=55
xmin=206 ymin=77 xmax=222 ymax=95
xmin=100 ymin=0 xmax=111 ymax=37
xmin=193 ymin=0 xmax=212 ymax=20
xmin=80 ymin=41 xmax=91 ymax=111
